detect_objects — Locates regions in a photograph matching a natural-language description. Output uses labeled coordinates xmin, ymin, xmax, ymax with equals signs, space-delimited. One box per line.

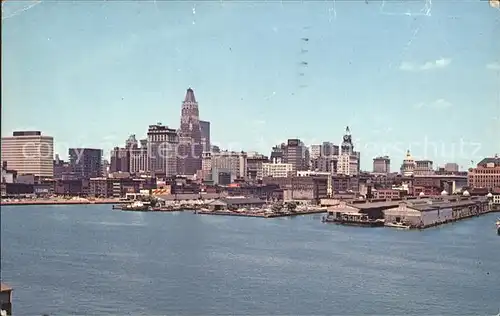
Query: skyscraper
xmin=1 ymin=131 xmax=54 ymax=178
xmin=200 ymin=120 xmax=211 ymax=152
xmin=177 ymin=88 xmax=203 ymax=176
xmin=373 ymin=156 xmax=390 ymax=174
xmin=68 ymin=148 xmax=103 ymax=179
xmin=147 ymin=123 xmax=179 ymax=177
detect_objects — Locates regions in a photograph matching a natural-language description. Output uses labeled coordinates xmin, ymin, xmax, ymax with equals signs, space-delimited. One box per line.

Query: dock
xmin=1 ymin=283 xmax=13 ymax=316
xmin=196 ymin=209 xmax=326 ymax=218
xmin=1 ymin=198 xmax=119 ymax=206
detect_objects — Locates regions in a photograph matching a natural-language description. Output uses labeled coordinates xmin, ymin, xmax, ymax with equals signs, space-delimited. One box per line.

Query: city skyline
xmin=2 ymin=1 xmax=499 ymax=170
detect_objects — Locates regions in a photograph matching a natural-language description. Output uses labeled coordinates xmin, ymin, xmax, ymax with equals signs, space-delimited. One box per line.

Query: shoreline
xmin=1 ymin=199 xmax=120 ymax=206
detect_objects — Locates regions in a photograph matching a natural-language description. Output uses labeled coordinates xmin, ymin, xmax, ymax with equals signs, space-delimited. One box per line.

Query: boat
xmin=385 ymin=222 xmax=411 ymax=229
xmin=122 ymin=201 xmax=151 ymax=211
xmin=322 ymin=211 xmax=385 ymax=227
xmin=496 ymin=218 xmax=500 ymax=235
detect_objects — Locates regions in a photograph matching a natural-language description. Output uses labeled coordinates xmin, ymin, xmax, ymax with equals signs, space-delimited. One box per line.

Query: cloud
xmin=486 ymin=62 xmax=500 ymax=70
xmin=400 ymin=58 xmax=451 ymax=71
xmin=414 ymin=99 xmax=453 ymax=109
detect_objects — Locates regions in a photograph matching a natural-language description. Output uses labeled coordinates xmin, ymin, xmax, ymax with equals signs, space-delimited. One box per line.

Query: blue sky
xmin=2 ymin=0 xmax=499 ymax=171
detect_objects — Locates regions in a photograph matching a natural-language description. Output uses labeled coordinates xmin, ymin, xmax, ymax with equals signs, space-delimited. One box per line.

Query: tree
xmin=272 ymin=202 xmax=283 ymax=212
xmin=287 ymin=201 xmax=297 ymax=212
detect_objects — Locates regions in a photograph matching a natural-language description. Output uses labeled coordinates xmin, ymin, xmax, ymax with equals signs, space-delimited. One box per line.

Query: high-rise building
xmin=147 ymin=123 xmax=179 ymax=177
xmin=373 ymin=156 xmax=390 ymax=174
xmin=246 ymin=153 xmax=268 ymax=181
xmin=177 ymin=88 xmax=203 ymax=176
xmin=69 ymin=148 xmax=103 ymax=179
xmin=284 ymin=139 xmax=309 ymax=171
xmin=322 ymin=142 xmax=339 ymax=157
xmin=1 ymin=131 xmax=54 ymax=178
xmin=270 ymin=143 xmax=286 ymax=163
xmin=125 ymin=134 xmax=139 ymax=149
xmin=110 ymin=135 xmax=139 ymax=173
xmin=130 ymin=139 xmax=148 ymax=174
xmin=200 ymin=120 xmax=211 ymax=152
xmin=209 ymin=150 xmax=247 ymax=181
xmin=337 ymin=127 xmax=359 ymax=175
xmin=310 ymin=144 xmax=322 ymax=160
xmin=110 ymin=147 xmax=130 ymax=173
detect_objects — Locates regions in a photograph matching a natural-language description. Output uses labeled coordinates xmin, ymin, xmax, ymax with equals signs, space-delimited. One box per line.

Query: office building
xmin=373 ymin=156 xmax=390 ymax=174
xmin=69 ymin=148 xmax=103 ymax=179
xmin=1 ymin=131 xmax=54 ymax=178
xmin=262 ymin=162 xmax=295 ymax=178
xmin=468 ymin=155 xmax=500 ymax=189
xmin=147 ymin=123 xmax=179 ymax=177
xmin=177 ymin=88 xmax=203 ymax=175
xmin=130 ymin=139 xmax=148 ymax=174
xmin=200 ymin=120 xmax=211 ymax=152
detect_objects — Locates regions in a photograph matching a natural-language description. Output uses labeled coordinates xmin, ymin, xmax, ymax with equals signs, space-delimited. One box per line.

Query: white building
xmin=1 ymin=131 xmax=54 ymax=178
xmin=130 ymin=146 xmax=148 ymax=174
xmin=262 ymin=163 xmax=295 ymax=178
xmin=309 ymin=144 xmax=322 ymax=160
xmin=337 ymin=154 xmax=359 ymax=176
xmin=201 ymin=152 xmax=212 ymax=180
xmin=400 ymin=149 xmax=416 ymax=176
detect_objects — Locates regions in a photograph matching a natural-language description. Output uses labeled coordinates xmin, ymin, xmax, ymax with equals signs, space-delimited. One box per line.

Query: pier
xmin=1 ymin=198 xmax=119 ymax=206
xmin=322 ymin=196 xmax=496 ymax=230
xmin=196 ymin=209 xmax=326 ymax=218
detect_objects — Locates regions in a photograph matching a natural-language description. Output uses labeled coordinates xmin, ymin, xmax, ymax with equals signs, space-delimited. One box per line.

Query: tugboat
xmin=322 ymin=211 xmax=385 ymax=227
xmin=123 ymin=200 xmax=151 ymax=211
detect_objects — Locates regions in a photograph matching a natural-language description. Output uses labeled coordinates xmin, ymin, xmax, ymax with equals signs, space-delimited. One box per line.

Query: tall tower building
xmin=177 ymin=88 xmax=203 ymax=176
xmin=337 ymin=126 xmax=359 ymax=175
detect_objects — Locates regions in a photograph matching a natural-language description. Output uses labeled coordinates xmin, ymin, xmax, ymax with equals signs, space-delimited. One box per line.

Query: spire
xmin=184 ymin=87 xmax=197 ymax=103
xmin=346 ymin=126 xmax=350 ymax=134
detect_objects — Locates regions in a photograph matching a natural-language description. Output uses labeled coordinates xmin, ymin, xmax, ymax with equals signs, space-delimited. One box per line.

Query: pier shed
xmin=206 ymin=197 xmax=266 ymax=211
xmin=0 ymin=283 xmax=12 ymax=316
xmin=383 ymin=197 xmax=489 ymax=228
xmin=349 ymin=200 xmax=406 ymax=219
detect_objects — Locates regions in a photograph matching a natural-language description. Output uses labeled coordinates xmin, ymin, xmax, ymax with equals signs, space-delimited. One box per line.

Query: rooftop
xmin=476 ymin=156 xmax=500 ymax=167
xmin=405 ymin=197 xmax=487 ymax=212
xmin=184 ymin=87 xmax=197 ymax=103
xmin=221 ymin=197 xmax=266 ymax=205
xmin=1 ymin=283 xmax=13 ymax=292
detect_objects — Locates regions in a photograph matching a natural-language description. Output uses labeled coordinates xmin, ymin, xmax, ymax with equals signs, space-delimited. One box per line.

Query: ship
xmin=322 ymin=211 xmax=385 ymax=227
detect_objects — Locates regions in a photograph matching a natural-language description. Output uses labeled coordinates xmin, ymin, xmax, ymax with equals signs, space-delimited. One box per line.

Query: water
xmin=1 ymin=205 xmax=499 ymax=315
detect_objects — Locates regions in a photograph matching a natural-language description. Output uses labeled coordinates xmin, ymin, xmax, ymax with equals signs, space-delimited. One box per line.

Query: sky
xmin=2 ymin=0 xmax=500 ymax=171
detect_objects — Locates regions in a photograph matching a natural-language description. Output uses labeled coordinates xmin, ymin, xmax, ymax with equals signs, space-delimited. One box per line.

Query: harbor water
xmin=1 ymin=205 xmax=499 ymax=315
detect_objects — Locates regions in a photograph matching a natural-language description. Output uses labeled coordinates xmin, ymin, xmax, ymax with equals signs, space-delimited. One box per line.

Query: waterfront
xmin=1 ymin=205 xmax=499 ymax=315
xmin=0 ymin=198 xmax=119 ymax=206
